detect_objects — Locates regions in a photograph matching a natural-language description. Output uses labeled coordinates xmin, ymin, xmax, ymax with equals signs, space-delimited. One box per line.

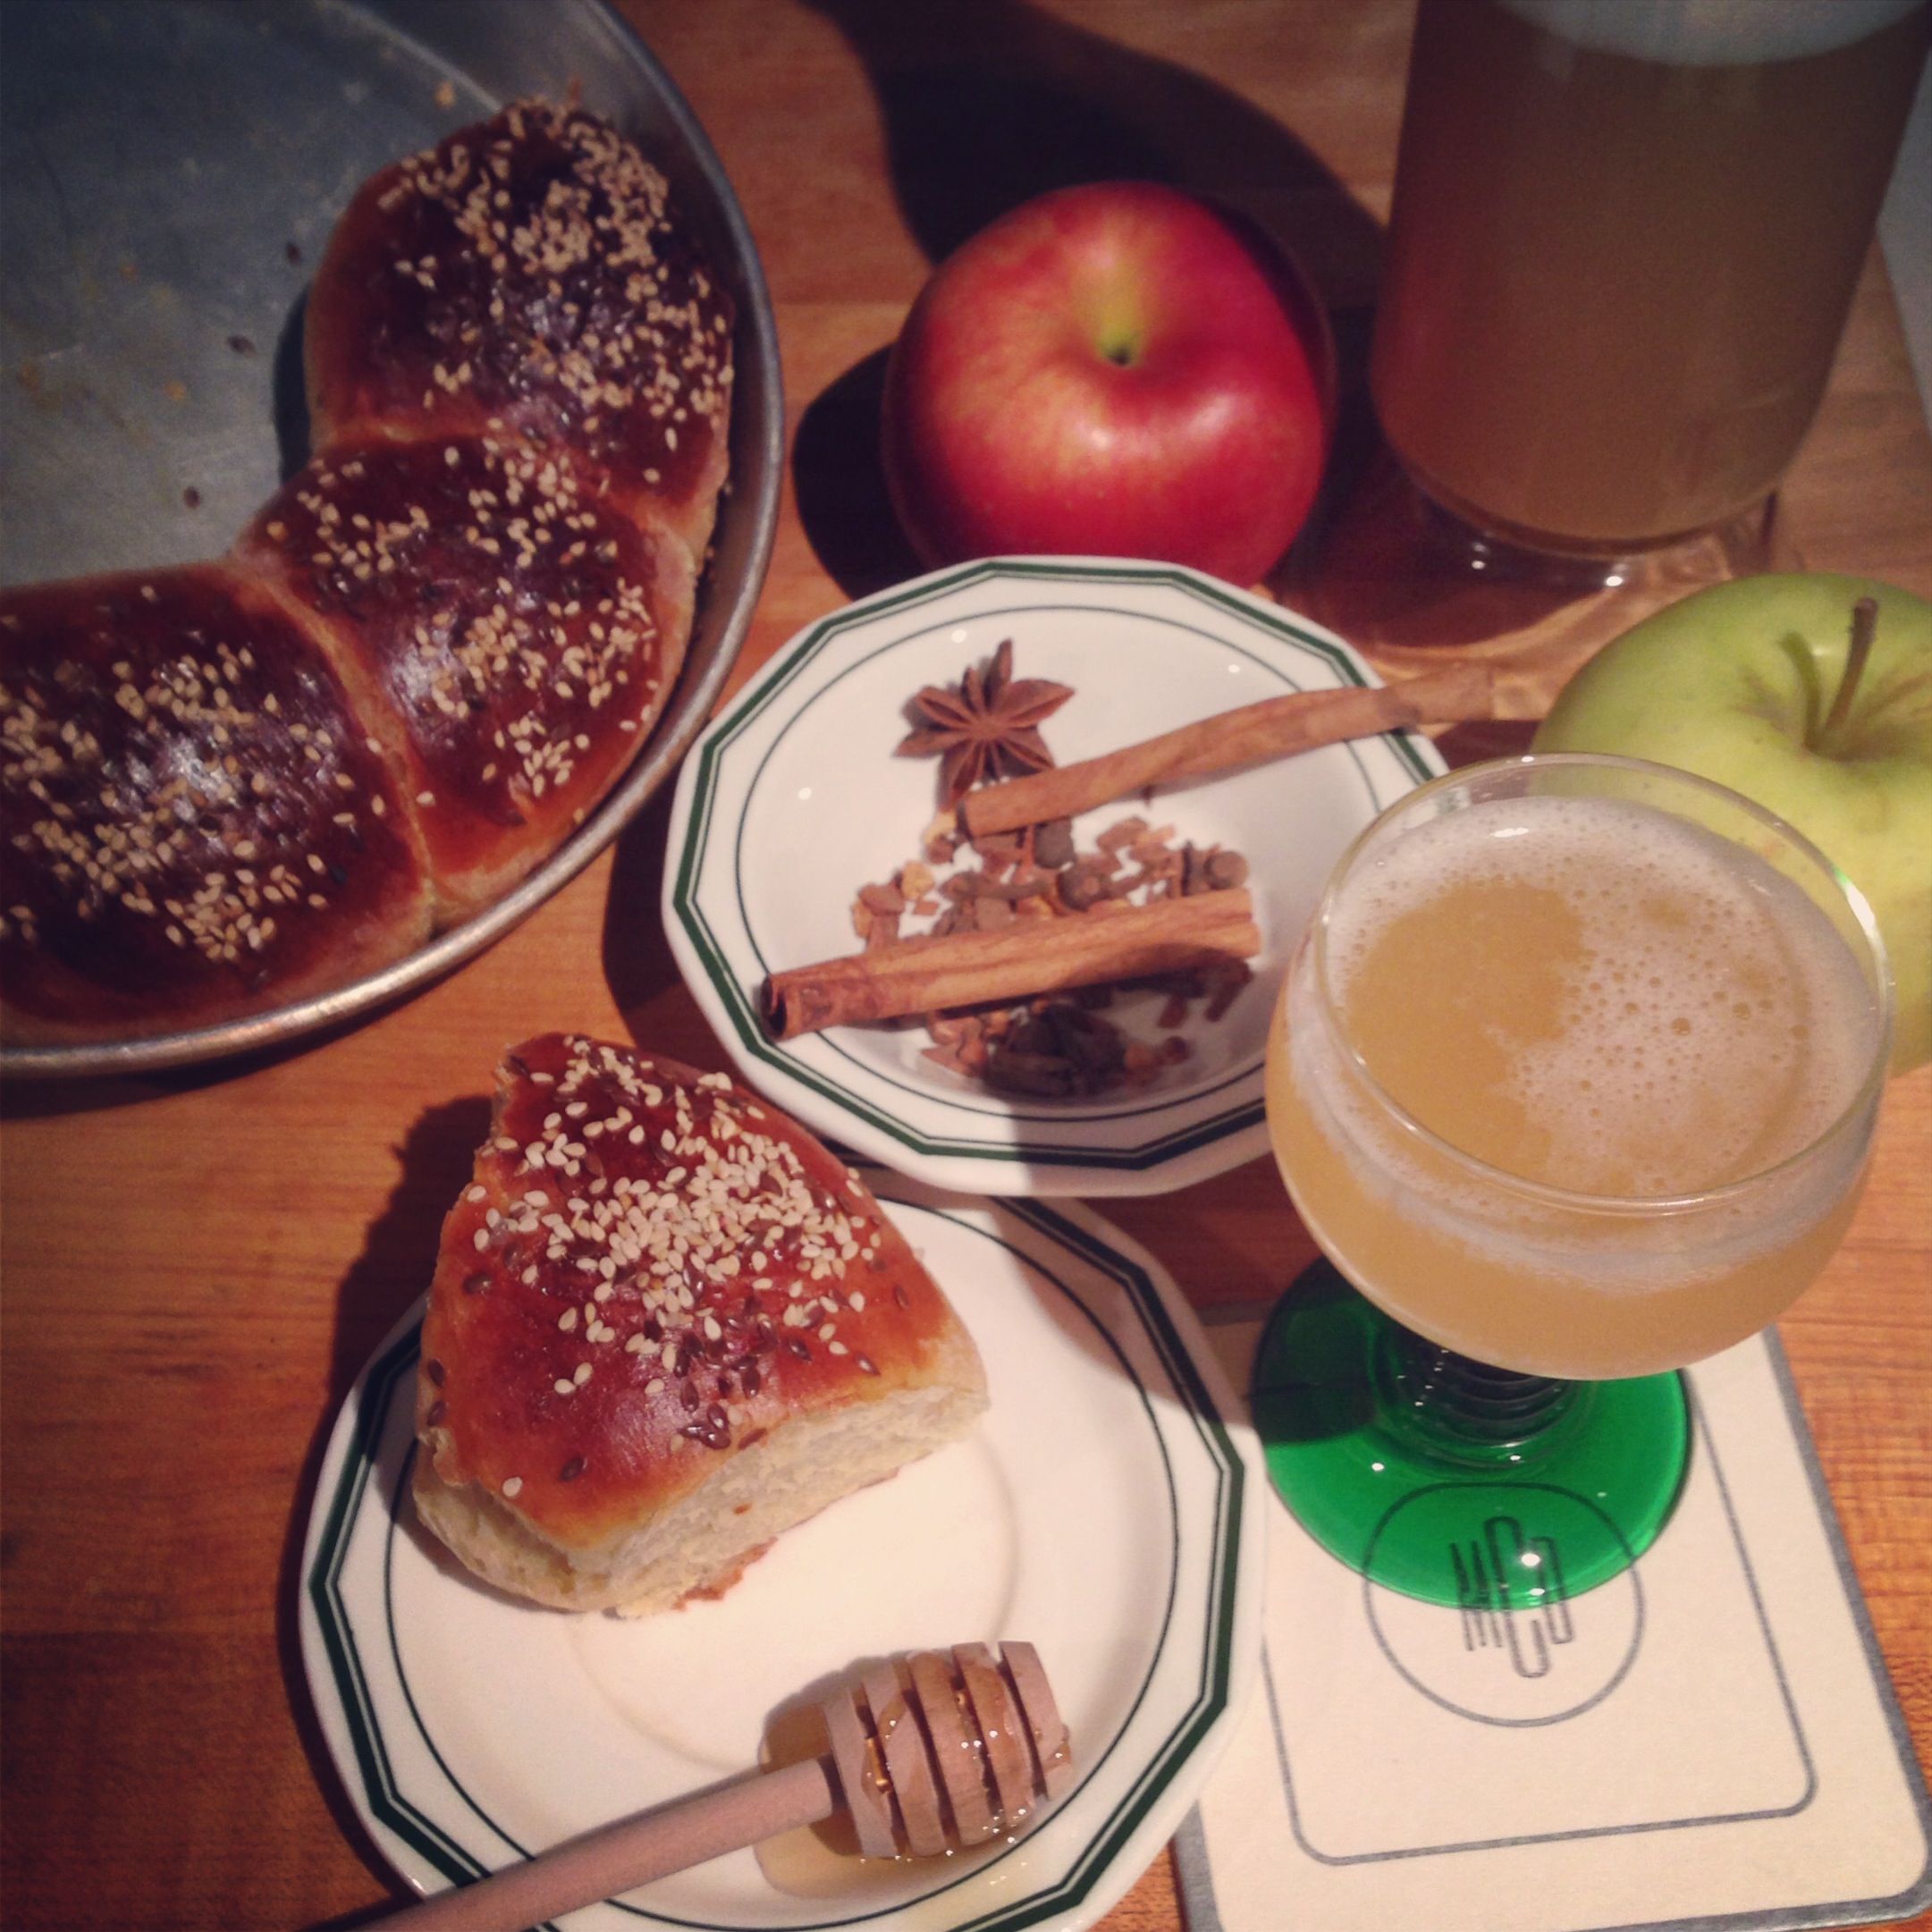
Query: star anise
xmin=896 ymin=638 xmax=1074 ymax=806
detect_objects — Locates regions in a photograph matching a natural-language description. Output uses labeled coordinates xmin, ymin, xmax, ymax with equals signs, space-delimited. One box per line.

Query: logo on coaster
xmin=1363 ymin=1484 xmax=1644 ymax=1725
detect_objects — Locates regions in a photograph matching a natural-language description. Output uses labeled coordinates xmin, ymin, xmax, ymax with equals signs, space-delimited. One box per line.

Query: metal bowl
xmin=0 ymin=0 xmax=783 ymax=1080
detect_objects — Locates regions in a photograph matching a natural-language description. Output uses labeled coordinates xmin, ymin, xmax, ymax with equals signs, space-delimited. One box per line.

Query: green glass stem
xmin=1252 ymin=1261 xmax=1691 ymax=1606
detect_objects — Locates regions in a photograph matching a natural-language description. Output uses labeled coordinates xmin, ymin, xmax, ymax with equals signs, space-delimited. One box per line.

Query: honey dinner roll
xmin=235 ymin=431 xmax=694 ymax=923
xmin=0 ymin=567 xmax=434 ymax=1046
xmin=304 ymin=97 xmax=735 ymax=573
xmin=412 ymin=1034 xmax=989 ymax=1615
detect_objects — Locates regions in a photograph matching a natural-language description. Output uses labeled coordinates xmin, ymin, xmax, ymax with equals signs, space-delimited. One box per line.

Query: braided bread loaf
xmin=0 ymin=100 xmax=733 ymax=1047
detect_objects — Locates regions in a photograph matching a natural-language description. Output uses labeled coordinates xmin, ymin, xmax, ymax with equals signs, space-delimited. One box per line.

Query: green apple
xmin=1534 ymin=573 xmax=1932 ymax=1073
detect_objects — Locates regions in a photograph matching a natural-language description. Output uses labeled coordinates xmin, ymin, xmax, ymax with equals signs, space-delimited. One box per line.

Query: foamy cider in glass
xmin=1267 ymin=761 xmax=1890 ymax=1379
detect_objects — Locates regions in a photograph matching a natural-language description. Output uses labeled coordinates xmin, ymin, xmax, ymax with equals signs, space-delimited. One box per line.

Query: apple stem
xmin=1819 ymin=596 xmax=1878 ymax=746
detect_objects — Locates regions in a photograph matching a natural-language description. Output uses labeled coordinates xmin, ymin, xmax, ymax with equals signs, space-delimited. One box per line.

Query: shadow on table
xmin=793 ymin=344 xmax=925 ymax=603
xmin=806 ymin=0 xmax=1382 ymax=291
xmin=792 ymin=0 xmax=1386 ymax=603
xmin=273 ymin=1093 xmax=494 ymax=1927
xmin=0 ymin=980 xmax=440 ymax=1120
xmin=600 ymin=782 xmax=749 ymax=1068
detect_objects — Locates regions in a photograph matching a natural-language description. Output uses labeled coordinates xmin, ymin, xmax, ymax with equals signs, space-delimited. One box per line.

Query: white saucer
xmin=299 ymin=1174 xmax=1266 ymax=1931
xmin=662 ymin=558 xmax=1443 ymax=1195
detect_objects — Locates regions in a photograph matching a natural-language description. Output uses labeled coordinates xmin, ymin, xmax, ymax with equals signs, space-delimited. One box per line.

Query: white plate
xmin=662 ymin=558 xmax=1444 ymax=1196
xmin=300 ymin=1175 xmax=1266 ymax=1932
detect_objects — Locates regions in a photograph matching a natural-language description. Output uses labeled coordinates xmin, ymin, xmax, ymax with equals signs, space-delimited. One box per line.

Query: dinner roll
xmin=304 ymin=97 xmax=734 ymax=572
xmin=0 ymin=566 xmax=434 ymax=1045
xmin=235 ymin=431 xmax=694 ymax=923
xmin=412 ymin=1034 xmax=989 ymax=1615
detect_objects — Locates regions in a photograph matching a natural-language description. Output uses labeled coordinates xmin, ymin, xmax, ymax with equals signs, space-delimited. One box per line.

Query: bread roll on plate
xmin=413 ymin=1034 xmax=989 ymax=1616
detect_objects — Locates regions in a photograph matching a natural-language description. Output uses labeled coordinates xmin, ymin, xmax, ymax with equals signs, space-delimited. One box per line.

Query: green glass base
xmin=1251 ymin=1261 xmax=1690 ymax=1607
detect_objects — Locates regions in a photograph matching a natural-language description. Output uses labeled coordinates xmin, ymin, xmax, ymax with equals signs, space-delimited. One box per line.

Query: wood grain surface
xmin=3 ymin=4 xmax=1928 ymax=1930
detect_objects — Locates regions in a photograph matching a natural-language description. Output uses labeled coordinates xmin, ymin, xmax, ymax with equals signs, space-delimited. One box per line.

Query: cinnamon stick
xmin=764 ymin=890 xmax=1259 ymax=1041
xmin=958 ymin=662 xmax=1496 ymax=839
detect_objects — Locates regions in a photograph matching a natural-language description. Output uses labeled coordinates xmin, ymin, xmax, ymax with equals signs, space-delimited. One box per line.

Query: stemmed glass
xmin=1253 ymin=754 xmax=1892 ymax=1606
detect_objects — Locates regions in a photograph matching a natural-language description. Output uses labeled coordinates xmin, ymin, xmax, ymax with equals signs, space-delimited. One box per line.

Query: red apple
xmin=881 ymin=182 xmax=1334 ymax=586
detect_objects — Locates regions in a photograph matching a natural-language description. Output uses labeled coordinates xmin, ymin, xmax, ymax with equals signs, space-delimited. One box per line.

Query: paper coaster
xmin=1175 ymin=1320 xmax=1932 ymax=1932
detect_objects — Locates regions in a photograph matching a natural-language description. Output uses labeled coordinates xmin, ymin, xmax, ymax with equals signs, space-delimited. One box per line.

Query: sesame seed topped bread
xmin=0 ymin=100 xmax=730 ymax=1050
xmin=0 ymin=567 xmax=435 ymax=1045
xmin=304 ymin=98 xmax=734 ymax=570
xmin=234 ymin=432 xmax=696 ymax=925
xmin=412 ymin=1034 xmax=989 ymax=1616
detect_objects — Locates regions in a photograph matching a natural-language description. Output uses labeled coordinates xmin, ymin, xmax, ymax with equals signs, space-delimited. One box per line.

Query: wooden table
xmin=4 ymin=4 xmax=1928 ymax=1928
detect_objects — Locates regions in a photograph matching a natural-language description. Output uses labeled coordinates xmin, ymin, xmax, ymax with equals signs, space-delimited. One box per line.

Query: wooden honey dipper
xmin=368 ymin=1641 xmax=1071 ymax=1932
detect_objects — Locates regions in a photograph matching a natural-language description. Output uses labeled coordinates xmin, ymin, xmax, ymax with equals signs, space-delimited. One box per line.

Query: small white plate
xmin=662 ymin=558 xmax=1444 ymax=1196
xmin=300 ymin=1176 xmax=1266 ymax=1932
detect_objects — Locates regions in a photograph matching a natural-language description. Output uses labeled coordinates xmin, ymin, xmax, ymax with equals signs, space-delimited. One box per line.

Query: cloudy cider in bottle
xmin=1267 ymin=787 xmax=1887 ymax=1378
